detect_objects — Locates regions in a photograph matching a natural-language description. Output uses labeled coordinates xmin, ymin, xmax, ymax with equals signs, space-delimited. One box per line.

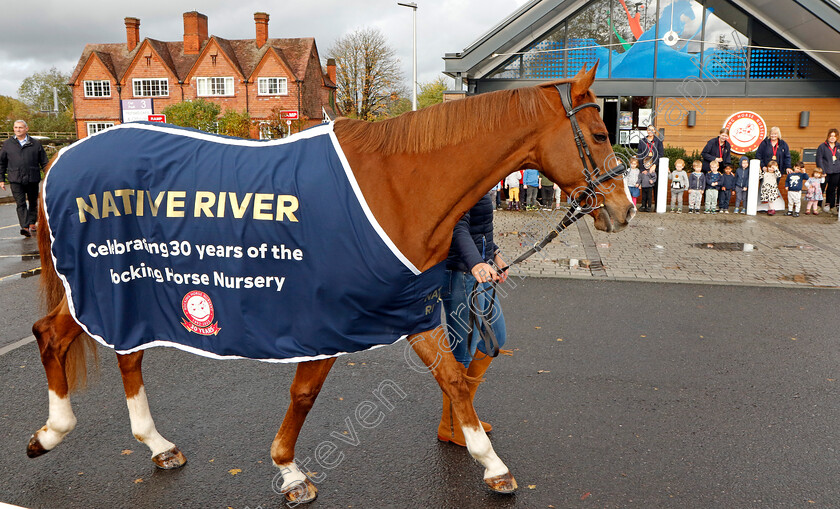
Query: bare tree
xmin=328 ymin=27 xmax=403 ymax=121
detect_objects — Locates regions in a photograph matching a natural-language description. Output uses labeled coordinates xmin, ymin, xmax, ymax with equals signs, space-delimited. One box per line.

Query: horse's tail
xmin=38 ymin=155 xmax=99 ymax=393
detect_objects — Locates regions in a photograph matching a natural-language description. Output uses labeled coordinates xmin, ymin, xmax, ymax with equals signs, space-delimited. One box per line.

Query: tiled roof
xmin=70 ymin=36 xmax=322 ymax=85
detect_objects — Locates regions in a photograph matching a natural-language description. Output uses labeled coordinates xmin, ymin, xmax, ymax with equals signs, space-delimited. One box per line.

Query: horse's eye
xmin=593 ymin=133 xmax=608 ymax=143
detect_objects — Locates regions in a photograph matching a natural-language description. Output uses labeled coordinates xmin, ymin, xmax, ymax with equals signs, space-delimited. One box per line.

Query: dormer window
xmin=84 ymin=80 xmax=111 ymax=98
xmin=257 ymin=77 xmax=288 ymax=95
xmin=196 ymin=77 xmax=234 ymax=96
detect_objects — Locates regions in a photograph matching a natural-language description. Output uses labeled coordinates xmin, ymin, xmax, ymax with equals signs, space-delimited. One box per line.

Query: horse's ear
xmin=571 ymin=61 xmax=598 ymax=99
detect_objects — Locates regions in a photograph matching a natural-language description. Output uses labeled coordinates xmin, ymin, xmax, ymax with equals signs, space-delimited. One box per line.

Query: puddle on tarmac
xmin=781 ymin=245 xmax=814 ymax=250
xmin=693 ymin=242 xmax=757 ymax=252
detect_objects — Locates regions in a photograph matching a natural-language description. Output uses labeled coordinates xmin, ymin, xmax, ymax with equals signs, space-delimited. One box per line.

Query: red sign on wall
xmin=148 ymin=114 xmax=167 ymax=123
xmin=279 ymin=110 xmax=299 ymax=120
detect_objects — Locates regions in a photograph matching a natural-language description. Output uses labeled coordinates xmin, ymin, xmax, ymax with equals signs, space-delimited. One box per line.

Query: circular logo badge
xmin=723 ymin=111 xmax=767 ymax=154
xmin=182 ymin=290 xmax=214 ymax=328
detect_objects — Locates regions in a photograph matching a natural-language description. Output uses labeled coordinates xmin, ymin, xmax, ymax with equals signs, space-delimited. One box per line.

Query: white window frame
xmin=84 ymin=80 xmax=111 ymax=98
xmin=257 ymin=77 xmax=288 ymax=96
xmin=86 ymin=122 xmax=114 ymax=136
xmin=195 ymin=77 xmax=235 ymax=97
xmin=132 ymin=78 xmax=169 ymax=97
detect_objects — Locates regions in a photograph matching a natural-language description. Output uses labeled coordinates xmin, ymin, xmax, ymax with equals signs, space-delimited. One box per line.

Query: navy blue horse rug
xmin=43 ymin=122 xmax=443 ymax=362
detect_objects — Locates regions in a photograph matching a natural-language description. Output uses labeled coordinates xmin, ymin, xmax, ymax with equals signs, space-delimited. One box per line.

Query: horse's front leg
xmin=410 ymin=327 xmax=517 ymax=493
xmin=271 ymin=357 xmax=337 ymax=504
xmin=116 ymin=351 xmax=185 ymax=469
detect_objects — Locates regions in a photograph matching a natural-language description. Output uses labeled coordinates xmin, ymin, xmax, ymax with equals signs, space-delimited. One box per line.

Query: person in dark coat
xmin=0 ymin=120 xmax=48 ymax=237
xmin=636 ymin=125 xmax=665 ymax=166
xmin=438 ymin=191 xmax=508 ymax=447
xmin=756 ymin=126 xmax=792 ymax=176
xmin=816 ymin=128 xmax=840 ymax=212
xmin=701 ymin=128 xmax=732 ymax=173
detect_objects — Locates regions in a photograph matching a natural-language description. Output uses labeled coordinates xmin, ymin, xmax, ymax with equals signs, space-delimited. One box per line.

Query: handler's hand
xmin=0 ymin=182 xmax=5 ymax=190
xmin=471 ymin=262 xmax=500 ymax=284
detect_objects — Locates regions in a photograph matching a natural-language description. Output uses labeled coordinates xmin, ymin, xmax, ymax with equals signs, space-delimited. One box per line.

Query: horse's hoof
xmin=284 ymin=478 xmax=318 ymax=504
xmin=485 ymin=471 xmax=518 ymax=493
xmin=27 ymin=433 xmax=50 ymax=458
xmin=152 ymin=447 xmax=187 ymax=469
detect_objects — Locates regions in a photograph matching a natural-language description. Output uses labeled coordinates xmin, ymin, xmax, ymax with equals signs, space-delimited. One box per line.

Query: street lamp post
xmin=397 ymin=2 xmax=417 ymax=111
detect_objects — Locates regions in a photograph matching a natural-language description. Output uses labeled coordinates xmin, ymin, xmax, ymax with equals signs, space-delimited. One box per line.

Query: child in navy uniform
xmin=687 ymin=160 xmax=706 ymax=214
xmin=704 ymin=161 xmax=722 ymax=213
xmin=784 ymin=162 xmax=809 ymax=217
xmin=734 ymin=156 xmax=751 ymax=214
xmin=718 ymin=165 xmax=737 ymax=213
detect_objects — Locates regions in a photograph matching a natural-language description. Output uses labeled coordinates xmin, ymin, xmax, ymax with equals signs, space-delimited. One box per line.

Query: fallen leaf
xmin=791 ymin=337 xmax=797 ymax=341
xmin=534 ymin=326 xmax=541 ymax=329
xmin=121 ymin=449 xmax=133 ymax=455
xmin=556 ymin=338 xmax=563 ymax=342
xmin=640 ymin=335 xmax=647 ymax=338
xmin=698 ymin=295 xmax=704 ymax=298
xmin=228 ymin=468 xmax=242 ymax=476
xmin=527 ymin=484 xmax=536 ymax=489
xmin=339 ymin=397 xmax=344 ymax=401
xmin=209 ymin=458 xmax=215 ymax=463
xmin=348 ymin=362 xmax=356 ymax=366
xmin=306 ymin=471 xmax=319 ymax=477
xmin=537 ymin=370 xmax=550 ymax=374
xmin=699 ymin=335 xmax=704 ymax=339
xmin=828 ymin=379 xmax=835 ymax=382
xmin=78 ymin=472 xmax=84 ymax=476
xmin=581 ymin=491 xmax=591 ymax=500
xmin=134 ymin=478 xmax=143 ymax=484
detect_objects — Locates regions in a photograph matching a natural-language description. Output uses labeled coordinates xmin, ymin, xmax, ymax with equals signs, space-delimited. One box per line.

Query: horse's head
xmin=531 ymin=65 xmax=634 ymax=233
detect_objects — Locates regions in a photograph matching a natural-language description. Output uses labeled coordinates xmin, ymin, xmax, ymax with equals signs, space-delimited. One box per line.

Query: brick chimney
xmin=125 ymin=17 xmax=140 ymax=52
xmin=327 ymin=58 xmax=336 ymax=84
xmin=183 ymin=11 xmax=208 ymax=55
xmin=254 ymin=12 xmax=269 ymax=48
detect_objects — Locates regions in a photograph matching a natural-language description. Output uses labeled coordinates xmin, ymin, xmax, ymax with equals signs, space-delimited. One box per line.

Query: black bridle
xmin=499 ymin=82 xmax=627 ymax=271
xmin=467 ymin=83 xmax=627 ymax=358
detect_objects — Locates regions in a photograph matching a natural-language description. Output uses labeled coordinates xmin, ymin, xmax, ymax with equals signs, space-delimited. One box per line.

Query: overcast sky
xmin=0 ymin=0 xmax=530 ymax=99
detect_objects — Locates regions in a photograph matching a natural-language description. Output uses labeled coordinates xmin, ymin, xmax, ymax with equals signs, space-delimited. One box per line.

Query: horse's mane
xmin=333 ymin=83 xmax=563 ymax=155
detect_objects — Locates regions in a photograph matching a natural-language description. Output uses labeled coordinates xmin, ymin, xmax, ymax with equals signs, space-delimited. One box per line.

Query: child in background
xmin=784 ymin=162 xmax=809 ymax=217
xmin=639 ymin=160 xmax=657 ymax=212
xmin=625 ymin=157 xmax=641 ymax=206
xmin=687 ymin=160 xmax=706 ymax=214
xmin=718 ymin=165 xmax=737 ymax=213
xmin=553 ymin=183 xmax=563 ymax=210
xmin=734 ymin=156 xmax=750 ymax=214
xmin=504 ymin=170 xmax=522 ymax=211
xmin=805 ymin=168 xmax=824 ymax=215
xmin=670 ymin=158 xmax=688 ymax=213
xmin=704 ymin=161 xmax=722 ymax=214
xmin=760 ymin=160 xmax=782 ymax=215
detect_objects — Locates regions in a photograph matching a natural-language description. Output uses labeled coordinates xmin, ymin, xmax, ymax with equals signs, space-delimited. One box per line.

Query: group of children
xmin=625 ymin=156 xmax=826 ymax=216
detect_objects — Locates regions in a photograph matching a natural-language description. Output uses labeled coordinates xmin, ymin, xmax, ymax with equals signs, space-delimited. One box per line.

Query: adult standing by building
xmin=816 ymin=128 xmax=840 ymax=212
xmin=756 ymin=126 xmax=792 ymax=175
xmin=700 ymin=128 xmax=731 ymax=173
xmin=636 ymin=125 xmax=664 ymax=167
xmin=0 ymin=120 xmax=48 ymax=238
xmin=522 ymin=168 xmax=540 ymax=210
xmin=538 ymin=172 xmax=554 ymax=208
xmin=437 ymin=191 xmax=508 ymax=447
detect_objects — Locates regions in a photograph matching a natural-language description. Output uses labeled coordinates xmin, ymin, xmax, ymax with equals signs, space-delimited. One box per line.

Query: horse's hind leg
xmin=116 ymin=351 xmax=186 ymax=469
xmin=28 ymin=299 xmax=85 ymax=457
xmin=271 ymin=357 xmax=337 ymax=504
xmin=410 ymin=327 xmax=517 ymax=493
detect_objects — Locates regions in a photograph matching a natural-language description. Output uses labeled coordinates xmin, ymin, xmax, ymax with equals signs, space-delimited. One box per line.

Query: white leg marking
xmin=275 ymin=461 xmax=308 ymax=491
xmin=126 ymin=386 xmax=175 ymax=456
xmin=39 ymin=390 xmax=77 ymax=450
xmin=462 ymin=425 xmax=509 ymax=479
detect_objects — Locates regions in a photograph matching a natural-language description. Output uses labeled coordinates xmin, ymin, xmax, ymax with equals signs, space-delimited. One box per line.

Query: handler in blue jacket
xmin=438 ymin=191 xmax=507 ymax=447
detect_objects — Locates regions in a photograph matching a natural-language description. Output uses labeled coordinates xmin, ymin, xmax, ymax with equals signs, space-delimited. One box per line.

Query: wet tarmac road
xmin=2 ymin=275 xmax=840 ymax=508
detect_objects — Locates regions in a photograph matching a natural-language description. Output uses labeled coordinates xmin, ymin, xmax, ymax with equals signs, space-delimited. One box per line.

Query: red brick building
xmin=69 ymin=11 xmax=338 ymax=139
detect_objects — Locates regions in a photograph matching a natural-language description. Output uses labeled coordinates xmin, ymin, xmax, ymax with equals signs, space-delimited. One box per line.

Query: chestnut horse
xmin=27 ymin=65 xmax=633 ymax=503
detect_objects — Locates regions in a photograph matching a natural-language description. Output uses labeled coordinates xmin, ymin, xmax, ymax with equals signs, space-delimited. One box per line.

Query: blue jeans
xmin=441 ymin=270 xmax=507 ymax=368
